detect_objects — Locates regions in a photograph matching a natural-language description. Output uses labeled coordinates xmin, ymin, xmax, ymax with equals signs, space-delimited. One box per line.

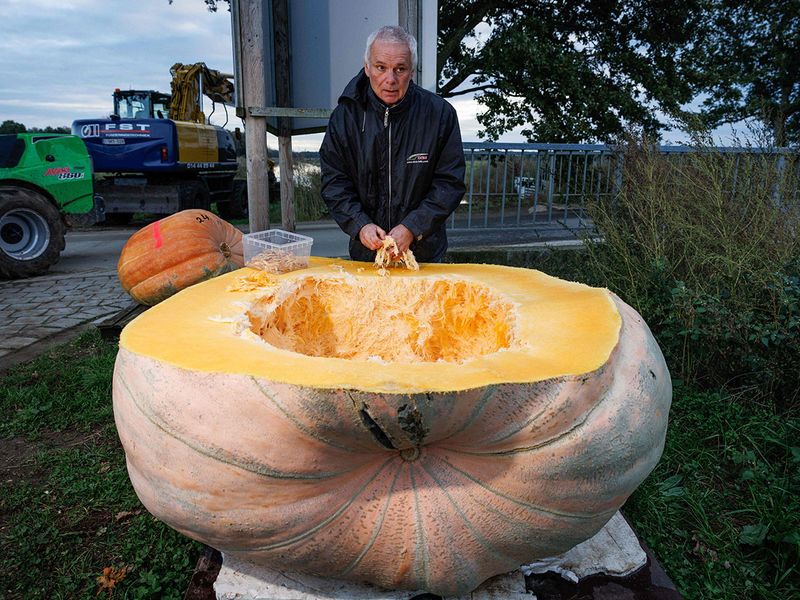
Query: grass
xmin=0 ymin=331 xmax=200 ymax=599
xmin=624 ymin=386 xmax=800 ymax=599
xmin=1 ymin=288 xmax=798 ymax=598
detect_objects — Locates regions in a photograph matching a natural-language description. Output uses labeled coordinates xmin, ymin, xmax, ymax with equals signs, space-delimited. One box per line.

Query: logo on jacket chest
xmin=406 ymin=153 xmax=429 ymax=164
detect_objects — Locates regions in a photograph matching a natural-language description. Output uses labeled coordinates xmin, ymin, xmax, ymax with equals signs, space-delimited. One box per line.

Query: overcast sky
xmin=1 ymin=0 xmax=719 ymax=151
xmin=0 ymin=0 xmax=512 ymax=152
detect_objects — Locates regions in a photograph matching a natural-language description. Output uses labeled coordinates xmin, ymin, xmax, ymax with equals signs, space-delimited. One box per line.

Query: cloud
xmin=0 ymin=0 xmax=235 ymax=129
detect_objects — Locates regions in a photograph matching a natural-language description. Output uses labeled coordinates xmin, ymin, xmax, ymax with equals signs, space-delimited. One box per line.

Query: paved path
xmin=0 ymin=270 xmax=131 ymax=371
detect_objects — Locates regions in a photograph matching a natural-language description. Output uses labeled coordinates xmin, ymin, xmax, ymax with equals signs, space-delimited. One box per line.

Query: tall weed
xmin=586 ymin=134 xmax=800 ymax=404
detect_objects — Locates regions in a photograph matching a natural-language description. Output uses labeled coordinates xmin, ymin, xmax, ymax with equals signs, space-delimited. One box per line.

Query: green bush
xmin=585 ymin=135 xmax=800 ymax=406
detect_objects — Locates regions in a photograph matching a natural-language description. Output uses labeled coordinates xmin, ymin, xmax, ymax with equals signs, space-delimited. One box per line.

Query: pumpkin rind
xmin=112 ymin=261 xmax=671 ymax=596
xmin=117 ymin=209 xmax=243 ymax=305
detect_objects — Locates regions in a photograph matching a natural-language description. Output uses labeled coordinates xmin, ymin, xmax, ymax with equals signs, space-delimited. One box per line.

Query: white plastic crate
xmin=243 ymin=229 xmax=313 ymax=273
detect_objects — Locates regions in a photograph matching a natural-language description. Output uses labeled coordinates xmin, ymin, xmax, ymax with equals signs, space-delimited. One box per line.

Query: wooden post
xmin=238 ymin=0 xmax=271 ymax=232
xmin=272 ymin=0 xmax=296 ymax=232
xmin=398 ymin=0 xmax=422 ymax=81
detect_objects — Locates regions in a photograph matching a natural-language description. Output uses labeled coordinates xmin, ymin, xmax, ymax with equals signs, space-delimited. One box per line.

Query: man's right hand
xmin=359 ymin=224 xmax=386 ymax=251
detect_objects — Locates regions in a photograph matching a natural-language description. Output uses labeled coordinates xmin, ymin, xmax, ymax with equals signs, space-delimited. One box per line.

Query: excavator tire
xmin=0 ymin=186 xmax=66 ymax=279
xmin=179 ymin=180 xmax=211 ymax=211
xmin=217 ymin=179 xmax=248 ymax=219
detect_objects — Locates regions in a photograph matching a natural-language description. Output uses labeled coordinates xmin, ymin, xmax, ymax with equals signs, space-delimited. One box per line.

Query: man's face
xmin=364 ymin=39 xmax=413 ymax=106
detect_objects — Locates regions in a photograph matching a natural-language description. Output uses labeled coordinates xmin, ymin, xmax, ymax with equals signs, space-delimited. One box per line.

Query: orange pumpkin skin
xmin=112 ymin=295 xmax=671 ymax=596
xmin=117 ymin=209 xmax=243 ymax=305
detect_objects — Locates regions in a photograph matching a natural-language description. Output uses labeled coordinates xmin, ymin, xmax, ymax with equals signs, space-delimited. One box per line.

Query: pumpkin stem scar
xmin=219 ymin=242 xmax=231 ymax=259
xmin=358 ymin=406 xmax=396 ymax=450
xmin=397 ymin=403 xmax=428 ymax=446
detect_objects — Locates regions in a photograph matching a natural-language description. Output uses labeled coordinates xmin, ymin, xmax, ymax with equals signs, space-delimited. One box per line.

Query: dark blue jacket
xmin=320 ymin=71 xmax=466 ymax=262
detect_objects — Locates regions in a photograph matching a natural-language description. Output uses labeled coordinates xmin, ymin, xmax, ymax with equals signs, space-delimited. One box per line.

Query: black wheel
xmin=103 ymin=212 xmax=134 ymax=226
xmin=217 ymin=180 xmax=248 ymax=219
xmin=0 ymin=186 xmax=66 ymax=279
xmin=179 ymin=180 xmax=211 ymax=211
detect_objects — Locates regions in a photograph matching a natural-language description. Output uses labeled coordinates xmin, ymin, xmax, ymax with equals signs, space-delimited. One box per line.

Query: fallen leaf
xmin=114 ymin=509 xmax=143 ymax=522
xmin=96 ymin=565 xmax=131 ymax=596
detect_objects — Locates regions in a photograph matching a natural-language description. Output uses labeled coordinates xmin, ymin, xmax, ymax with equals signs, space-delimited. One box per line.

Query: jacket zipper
xmin=385 ymin=106 xmax=391 ymax=229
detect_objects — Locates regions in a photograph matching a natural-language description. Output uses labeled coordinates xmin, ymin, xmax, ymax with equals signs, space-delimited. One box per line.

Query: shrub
xmin=268 ymin=159 xmax=328 ymax=223
xmin=585 ymin=134 xmax=800 ymax=406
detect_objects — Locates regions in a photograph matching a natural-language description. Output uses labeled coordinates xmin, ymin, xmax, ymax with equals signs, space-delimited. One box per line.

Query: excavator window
xmin=114 ymin=92 xmax=150 ymax=119
xmin=152 ymin=94 xmax=170 ymax=119
xmin=112 ymin=91 xmax=172 ymax=120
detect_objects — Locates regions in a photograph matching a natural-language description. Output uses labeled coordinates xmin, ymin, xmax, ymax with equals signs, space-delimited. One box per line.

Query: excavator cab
xmin=113 ymin=90 xmax=171 ymax=120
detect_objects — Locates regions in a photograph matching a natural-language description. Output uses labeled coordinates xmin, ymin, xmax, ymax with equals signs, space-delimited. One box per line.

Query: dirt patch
xmin=40 ymin=426 xmax=104 ymax=450
xmin=0 ymin=426 xmax=112 ymax=487
xmin=0 ymin=436 xmax=41 ymax=484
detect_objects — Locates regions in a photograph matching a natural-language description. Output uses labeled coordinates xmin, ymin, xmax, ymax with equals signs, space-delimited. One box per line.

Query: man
xmin=320 ymin=26 xmax=466 ymax=263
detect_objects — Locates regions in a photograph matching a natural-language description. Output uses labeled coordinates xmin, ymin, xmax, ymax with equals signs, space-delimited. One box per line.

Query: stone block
xmin=214 ymin=557 xmax=531 ymax=600
xmin=520 ymin=512 xmax=646 ymax=583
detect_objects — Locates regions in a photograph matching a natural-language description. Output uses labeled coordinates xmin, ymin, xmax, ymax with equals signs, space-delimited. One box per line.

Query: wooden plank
xmin=272 ymin=0 xmax=296 ymax=233
xmin=239 ymin=0 xmax=271 ymax=232
xmin=95 ymin=302 xmax=148 ymax=341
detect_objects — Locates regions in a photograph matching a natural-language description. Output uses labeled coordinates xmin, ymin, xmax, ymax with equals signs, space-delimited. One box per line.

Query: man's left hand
xmin=387 ymin=224 xmax=414 ymax=256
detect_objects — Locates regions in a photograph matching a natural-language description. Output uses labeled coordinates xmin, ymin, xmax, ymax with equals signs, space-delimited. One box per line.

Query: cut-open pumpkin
xmin=113 ymin=257 xmax=671 ymax=596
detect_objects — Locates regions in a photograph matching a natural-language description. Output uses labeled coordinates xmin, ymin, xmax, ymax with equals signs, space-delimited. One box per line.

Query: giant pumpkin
xmin=112 ymin=257 xmax=671 ymax=596
xmin=117 ymin=209 xmax=243 ymax=305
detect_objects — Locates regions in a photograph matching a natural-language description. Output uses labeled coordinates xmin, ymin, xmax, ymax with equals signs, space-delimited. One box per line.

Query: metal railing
xmin=450 ymin=142 xmax=798 ymax=231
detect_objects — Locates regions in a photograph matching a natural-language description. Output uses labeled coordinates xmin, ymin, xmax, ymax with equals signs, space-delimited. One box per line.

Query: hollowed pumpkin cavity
xmin=247 ymin=276 xmax=520 ymax=363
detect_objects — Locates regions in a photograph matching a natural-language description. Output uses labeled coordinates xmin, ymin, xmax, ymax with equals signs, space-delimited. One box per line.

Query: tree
xmin=28 ymin=126 xmax=70 ymax=134
xmin=0 ymin=120 xmax=26 ymax=134
xmin=438 ymin=1 xmax=706 ymax=143
xmin=693 ymin=0 xmax=800 ymax=147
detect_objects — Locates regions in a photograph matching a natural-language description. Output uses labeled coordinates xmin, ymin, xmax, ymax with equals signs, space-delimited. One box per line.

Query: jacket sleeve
xmin=320 ymin=107 xmax=373 ymax=239
xmin=400 ymin=103 xmax=466 ymax=238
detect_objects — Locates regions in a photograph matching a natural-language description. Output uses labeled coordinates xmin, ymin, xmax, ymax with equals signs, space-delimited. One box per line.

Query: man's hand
xmin=387 ymin=224 xmax=414 ymax=256
xmin=359 ymin=223 xmax=386 ymax=251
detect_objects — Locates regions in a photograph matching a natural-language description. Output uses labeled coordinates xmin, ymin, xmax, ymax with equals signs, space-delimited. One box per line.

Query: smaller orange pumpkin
xmin=117 ymin=209 xmax=244 ymax=305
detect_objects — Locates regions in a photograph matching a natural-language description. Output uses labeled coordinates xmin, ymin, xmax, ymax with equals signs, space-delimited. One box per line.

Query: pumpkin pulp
xmin=247 ymin=276 xmax=519 ymax=363
xmin=120 ymin=258 xmax=622 ymax=393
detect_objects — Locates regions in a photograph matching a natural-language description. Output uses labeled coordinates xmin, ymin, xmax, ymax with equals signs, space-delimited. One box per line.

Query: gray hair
xmin=364 ymin=26 xmax=417 ymax=73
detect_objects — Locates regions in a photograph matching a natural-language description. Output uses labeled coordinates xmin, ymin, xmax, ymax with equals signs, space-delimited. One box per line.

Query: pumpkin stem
xmin=400 ymin=447 xmax=421 ymax=462
xmin=219 ymin=242 xmax=232 ymax=259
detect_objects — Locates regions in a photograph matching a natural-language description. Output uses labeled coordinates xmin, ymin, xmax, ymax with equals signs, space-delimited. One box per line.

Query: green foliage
xmin=585 ymin=135 xmax=800 ymax=403
xmin=625 ymin=386 xmax=800 ymax=599
xmin=0 ymin=119 xmax=26 ymax=134
xmin=0 ymin=121 xmax=70 ymax=135
xmin=0 ymin=330 xmax=200 ymax=599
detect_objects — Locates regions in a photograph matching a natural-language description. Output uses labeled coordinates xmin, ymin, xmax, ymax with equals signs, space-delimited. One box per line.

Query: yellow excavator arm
xmin=167 ymin=62 xmax=234 ymax=124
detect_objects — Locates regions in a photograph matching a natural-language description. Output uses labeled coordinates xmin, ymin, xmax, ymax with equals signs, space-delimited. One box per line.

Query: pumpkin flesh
xmin=113 ymin=258 xmax=670 ymax=596
xmin=121 ymin=258 xmax=621 ymax=391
